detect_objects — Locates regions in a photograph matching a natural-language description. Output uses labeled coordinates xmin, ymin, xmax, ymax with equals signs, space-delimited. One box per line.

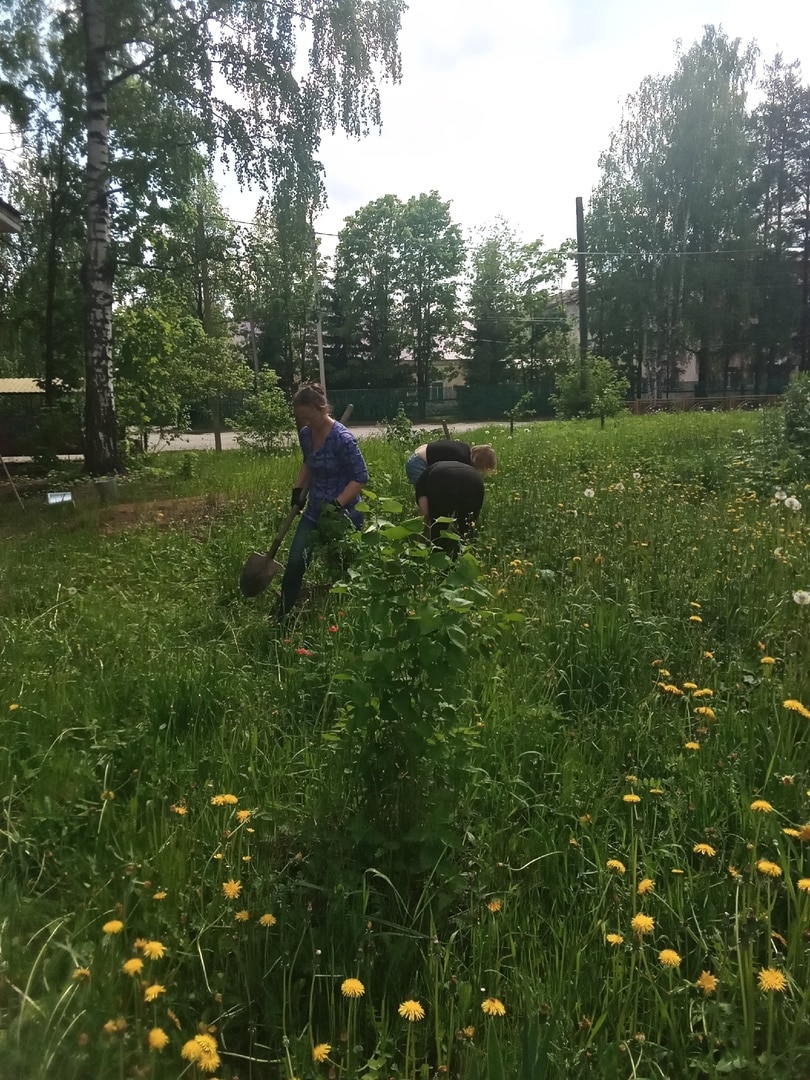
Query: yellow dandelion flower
xmin=606 ymin=933 xmax=624 ymax=946
xmin=623 ymin=793 xmax=641 ymax=804
xmin=341 ymin=978 xmax=365 ymax=998
xmin=798 ymin=824 xmax=810 ymax=841
xmin=487 ymin=899 xmax=502 ymax=912
xmin=631 ymin=913 xmax=655 ymax=935
xmin=236 ymin=809 xmax=252 ymax=823
xmin=9 ymin=703 xmax=20 ymax=711
xmin=696 ymin=971 xmax=718 ymax=996
xmin=625 ymin=774 xmax=638 ymax=783
xmin=728 ymin=864 xmax=742 ymax=880
xmin=197 ymin=1044 xmax=221 ymax=1073
xmin=695 ymin=706 xmax=716 ymax=719
xmin=170 ymin=804 xmax=188 ymax=815
xmin=690 ymin=601 xmax=701 ymax=609
xmin=152 ymin=891 xmax=167 ymax=900
xmin=783 ymin=828 xmax=801 ymax=838
xmin=689 ymin=615 xmax=703 ymax=623
xmin=142 ymin=941 xmax=166 ymax=960
xmin=682 ymin=682 xmax=698 ymax=690
xmin=481 ymin=997 xmax=506 ymax=1017
xmin=637 ymin=878 xmax=655 ymax=895
xmin=659 ymin=949 xmax=681 ymax=968
xmin=650 ymin=788 xmax=664 ymax=795
xmin=756 ymin=859 xmax=782 ymax=878
xmin=312 ymin=1042 xmax=332 ymax=1063
xmin=148 ymin=1027 xmax=170 ymax=1051
xmin=693 ymin=688 xmax=714 ymax=698
xmin=607 ymin=859 xmax=626 ymax=873
xmin=684 ymin=741 xmax=700 ymax=751
xmin=783 ymin=699 xmax=810 ymax=719
xmin=234 ymin=909 xmax=250 ymax=922
xmin=399 ymin=999 xmax=426 ymax=1021
xmin=222 ymin=879 xmax=242 ymax=900
xmin=103 ymin=1018 xmax=127 ymax=1034
xmin=134 ymin=938 xmax=148 ymax=952
xmin=758 ymin=967 xmax=788 ymax=993
xmin=671 ymin=868 xmax=685 ymax=875
xmin=102 ymin=919 xmax=124 ymax=935
xmin=144 ymin=983 xmax=166 ymax=1003
xmin=693 ymin=843 xmax=717 ymax=857
xmin=750 ymin=800 xmax=774 ymax=813
xmin=761 ymin=656 xmax=776 ymax=665
xmin=72 ymin=967 xmax=91 ymax=981
xmin=122 ymin=958 xmax=143 ymax=977
xmin=181 ymin=1038 xmax=202 ymax=1061
xmin=210 ymin=793 xmax=239 ymax=806
xmin=459 ymin=1026 xmax=475 ymax=1039
xmin=703 ymin=651 xmax=714 ymax=659
xmin=797 ymin=878 xmax=810 ymax=893
xmin=259 ymin=913 xmax=277 ymax=927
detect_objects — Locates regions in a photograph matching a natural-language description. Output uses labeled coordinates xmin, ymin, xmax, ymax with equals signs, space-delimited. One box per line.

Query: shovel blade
xmin=240 ymin=551 xmax=282 ymax=597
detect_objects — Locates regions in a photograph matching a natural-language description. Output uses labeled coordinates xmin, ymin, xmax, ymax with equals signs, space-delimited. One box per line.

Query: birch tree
xmin=63 ymin=0 xmax=404 ymax=472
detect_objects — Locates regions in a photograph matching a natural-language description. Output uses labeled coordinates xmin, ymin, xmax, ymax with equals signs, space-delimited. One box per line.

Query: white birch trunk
xmin=81 ymin=0 xmax=119 ymax=474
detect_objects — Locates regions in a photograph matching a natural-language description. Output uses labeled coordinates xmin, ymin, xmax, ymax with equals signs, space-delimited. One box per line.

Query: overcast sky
xmin=225 ymin=0 xmax=810 ymax=273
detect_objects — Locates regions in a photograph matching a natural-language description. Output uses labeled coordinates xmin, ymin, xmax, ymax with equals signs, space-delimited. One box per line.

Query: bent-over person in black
xmin=415 ymin=460 xmax=485 ymax=552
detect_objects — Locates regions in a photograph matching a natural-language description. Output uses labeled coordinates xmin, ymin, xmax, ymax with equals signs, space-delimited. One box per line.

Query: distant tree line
xmin=1 ymin=18 xmax=810 ymax=468
xmin=588 ymin=27 xmax=810 ymax=397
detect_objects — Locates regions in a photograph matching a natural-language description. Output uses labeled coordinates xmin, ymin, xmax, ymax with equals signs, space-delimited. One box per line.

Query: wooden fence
xmin=629 ymin=394 xmax=782 ymax=414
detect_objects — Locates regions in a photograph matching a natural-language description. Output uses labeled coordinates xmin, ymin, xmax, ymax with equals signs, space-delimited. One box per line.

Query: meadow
xmin=1 ymin=411 xmax=809 ymax=1080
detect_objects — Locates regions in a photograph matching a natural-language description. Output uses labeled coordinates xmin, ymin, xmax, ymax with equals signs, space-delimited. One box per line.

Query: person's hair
xmin=292 ymin=382 xmax=329 ymax=411
xmin=470 ymin=444 xmax=497 ymax=473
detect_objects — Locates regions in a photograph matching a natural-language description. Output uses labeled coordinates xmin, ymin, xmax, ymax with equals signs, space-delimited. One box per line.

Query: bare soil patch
xmin=98 ymin=494 xmax=227 ymax=534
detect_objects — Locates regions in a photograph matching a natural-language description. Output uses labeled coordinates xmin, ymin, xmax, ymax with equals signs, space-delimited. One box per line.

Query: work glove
xmin=290 ymin=487 xmax=306 ymax=510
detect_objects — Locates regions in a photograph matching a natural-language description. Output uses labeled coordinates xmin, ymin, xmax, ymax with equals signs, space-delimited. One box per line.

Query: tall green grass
xmin=1 ymin=412 xmax=809 ymax=1078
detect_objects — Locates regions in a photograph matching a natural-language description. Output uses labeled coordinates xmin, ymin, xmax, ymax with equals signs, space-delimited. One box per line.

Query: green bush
xmin=228 ymin=370 xmax=295 ymax=453
xmin=551 ymin=354 xmax=629 ymax=425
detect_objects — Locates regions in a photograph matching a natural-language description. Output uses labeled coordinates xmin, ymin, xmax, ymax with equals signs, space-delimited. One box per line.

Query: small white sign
xmin=46 ymin=492 xmax=73 ymax=505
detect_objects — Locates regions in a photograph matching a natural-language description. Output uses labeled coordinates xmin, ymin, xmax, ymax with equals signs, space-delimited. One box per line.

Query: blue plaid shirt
xmin=299 ymin=421 xmax=369 ymax=525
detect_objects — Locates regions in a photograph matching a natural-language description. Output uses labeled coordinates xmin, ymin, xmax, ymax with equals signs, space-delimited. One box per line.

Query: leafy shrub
xmin=551 ymin=355 xmax=629 ymax=425
xmin=379 ymin=402 xmax=413 ymax=445
xmin=228 ymin=370 xmax=295 ymax=453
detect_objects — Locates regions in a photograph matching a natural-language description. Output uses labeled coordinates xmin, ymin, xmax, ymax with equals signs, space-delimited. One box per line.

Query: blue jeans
xmin=405 ymin=453 xmax=427 ymax=485
xmin=278 ymin=516 xmax=318 ymax=616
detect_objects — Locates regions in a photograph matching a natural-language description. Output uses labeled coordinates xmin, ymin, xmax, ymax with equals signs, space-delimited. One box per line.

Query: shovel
xmin=239 ymin=403 xmax=354 ymax=598
xmin=239 ymin=501 xmax=303 ymax=597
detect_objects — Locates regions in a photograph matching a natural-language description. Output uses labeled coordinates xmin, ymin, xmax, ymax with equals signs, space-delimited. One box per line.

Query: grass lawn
xmin=1 ymin=411 xmax=809 ymax=1079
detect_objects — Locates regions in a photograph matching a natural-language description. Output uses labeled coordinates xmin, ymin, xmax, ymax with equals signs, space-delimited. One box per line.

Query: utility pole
xmin=197 ymin=202 xmax=222 ymax=451
xmin=575 ymin=197 xmax=589 ymax=389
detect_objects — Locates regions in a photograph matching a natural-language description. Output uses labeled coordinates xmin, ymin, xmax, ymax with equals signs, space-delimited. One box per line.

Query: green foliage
xmin=783 ymin=373 xmax=810 ymax=457
xmin=379 ymin=402 xmax=414 ymax=445
xmin=504 ymin=391 xmax=536 ymax=433
xmin=552 ymin=355 xmax=630 ymax=423
xmin=463 ymin=219 xmax=570 ymax=387
xmin=227 ymin=370 xmax=295 ymax=454
xmin=326 ymin=493 xmax=511 ymax=870
xmin=2 ymin=413 xmax=810 ymax=1078
xmin=330 ymin=191 xmax=463 ymax=404
xmin=115 ymin=292 xmax=206 ymax=444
